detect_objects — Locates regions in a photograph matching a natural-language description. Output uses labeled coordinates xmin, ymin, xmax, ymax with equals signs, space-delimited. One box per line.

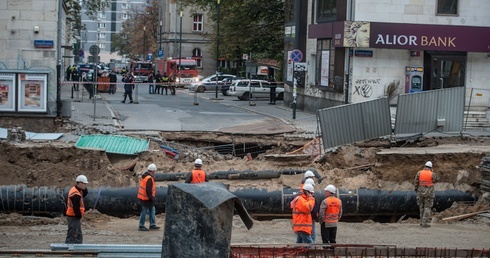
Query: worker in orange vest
xmin=65 ymin=175 xmax=89 ymax=244
xmin=299 ymin=170 xmax=315 ymax=190
xmin=318 ymin=184 xmax=342 ymax=244
xmin=137 ymin=164 xmax=160 ymax=231
xmin=185 ymin=158 xmax=209 ymax=183
xmin=290 ymin=183 xmax=315 ymax=243
xmin=415 ymin=161 xmax=437 ymax=228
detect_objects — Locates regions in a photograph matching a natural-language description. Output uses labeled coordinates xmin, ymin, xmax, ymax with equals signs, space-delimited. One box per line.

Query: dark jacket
xmin=122 ymin=75 xmax=134 ymax=91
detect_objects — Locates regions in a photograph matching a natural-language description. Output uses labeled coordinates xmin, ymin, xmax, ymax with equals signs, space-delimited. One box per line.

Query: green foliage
xmin=185 ymin=0 xmax=285 ymax=63
xmin=110 ymin=1 xmax=159 ymax=58
xmin=67 ymin=0 xmax=110 ymax=40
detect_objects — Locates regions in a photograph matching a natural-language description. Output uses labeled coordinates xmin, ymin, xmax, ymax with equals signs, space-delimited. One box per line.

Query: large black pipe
xmin=153 ymin=169 xmax=319 ymax=182
xmin=0 ymin=185 xmax=474 ymax=218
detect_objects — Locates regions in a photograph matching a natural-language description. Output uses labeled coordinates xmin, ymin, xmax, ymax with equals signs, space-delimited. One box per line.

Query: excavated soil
xmin=0 ymin=133 xmax=490 ymax=250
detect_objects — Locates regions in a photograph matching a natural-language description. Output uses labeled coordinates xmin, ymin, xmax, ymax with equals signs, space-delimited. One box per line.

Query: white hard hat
xmin=304 ymin=170 xmax=315 ymax=178
xmin=425 ymin=161 xmax=433 ymax=168
xmin=147 ymin=163 xmax=157 ymax=171
xmin=305 ymin=178 xmax=315 ymax=186
xmin=302 ymin=183 xmax=315 ymax=194
xmin=195 ymin=158 xmax=203 ymax=166
xmin=324 ymin=184 xmax=336 ymax=194
xmin=76 ymin=175 xmax=88 ymax=184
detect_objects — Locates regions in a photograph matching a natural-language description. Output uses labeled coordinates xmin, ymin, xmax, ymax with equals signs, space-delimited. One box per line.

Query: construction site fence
xmin=230 ymin=245 xmax=490 ymax=258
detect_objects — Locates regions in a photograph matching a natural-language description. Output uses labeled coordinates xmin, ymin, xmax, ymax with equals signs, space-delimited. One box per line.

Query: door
xmin=430 ymin=55 xmax=466 ymax=90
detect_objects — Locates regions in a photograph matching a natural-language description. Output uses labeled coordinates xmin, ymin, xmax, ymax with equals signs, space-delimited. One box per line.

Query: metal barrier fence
xmin=465 ymin=87 xmax=490 ymax=131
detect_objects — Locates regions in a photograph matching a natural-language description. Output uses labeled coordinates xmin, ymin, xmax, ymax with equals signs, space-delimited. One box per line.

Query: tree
xmin=111 ymin=1 xmax=159 ymax=59
xmin=67 ymin=0 xmax=110 ymax=40
xmin=182 ymin=0 xmax=285 ymax=66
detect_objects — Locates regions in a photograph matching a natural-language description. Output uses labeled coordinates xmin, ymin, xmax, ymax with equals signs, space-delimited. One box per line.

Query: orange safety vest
xmin=291 ymin=194 xmax=314 ymax=234
xmin=190 ymin=169 xmax=206 ymax=183
xmin=323 ymin=196 xmax=341 ymax=223
xmin=66 ymin=186 xmax=85 ymax=217
xmin=137 ymin=175 xmax=156 ymax=201
xmin=418 ymin=169 xmax=434 ymax=187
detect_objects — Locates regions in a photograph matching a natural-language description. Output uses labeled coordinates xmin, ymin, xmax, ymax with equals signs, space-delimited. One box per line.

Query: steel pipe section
xmin=152 ymin=169 xmax=308 ymax=182
xmin=0 ymin=185 xmax=474 ymax=218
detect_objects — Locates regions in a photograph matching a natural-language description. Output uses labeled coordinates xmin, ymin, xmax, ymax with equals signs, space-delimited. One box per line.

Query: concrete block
xmin=32 ymin=0 xmax=56 ymax=12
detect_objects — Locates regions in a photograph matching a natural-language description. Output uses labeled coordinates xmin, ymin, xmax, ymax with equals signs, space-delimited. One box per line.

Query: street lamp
xmin=159 ymin=20 xmax=163 ymax=55
xmin=143 ymin=26 xmax=146 ymax=60
xmin=214 ymin=0 xmax=220 ymax=99
xmin=179 ymin=2 xmax=182 ymax=86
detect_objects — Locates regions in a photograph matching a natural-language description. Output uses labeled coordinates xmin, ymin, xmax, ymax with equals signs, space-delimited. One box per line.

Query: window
xmin=98 ymin=33 xmax=106 ymax=39
xmin=193 ymin=14 xmax=203 ymax=32
xmin=98 ymin=43 xmax=106 ymax=49
xmin=98 ymin=12 xmax=106 ymax=19
xmin=437 ymin=0 xmax=457 ymax=15
xmin=316 ymin=39 xmax=335 ymax=88
xmin=121 ymin=13 xmax=128 ymax=20
xmin=316 ymin=0 xmax=337 ymax=23
xmin=122 ymin=3 xmax=128 ymax=10
xmin=98 ymin=23 xmax=106 ymax=29
xmin=193 ymin=48 xmax=202 ymax=68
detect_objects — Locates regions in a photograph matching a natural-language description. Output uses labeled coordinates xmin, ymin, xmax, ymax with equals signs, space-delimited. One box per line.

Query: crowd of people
xmin=65 ymin=160 xmax=436 ymax=244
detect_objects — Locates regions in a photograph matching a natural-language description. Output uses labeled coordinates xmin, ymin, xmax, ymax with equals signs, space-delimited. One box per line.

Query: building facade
xmin=158 ymin=1 xmax=215 ymax=77
xmin=286 ymin=0 xmax=490 ymax=113
xmin=0 ymin=0 xmax=70 ymax=117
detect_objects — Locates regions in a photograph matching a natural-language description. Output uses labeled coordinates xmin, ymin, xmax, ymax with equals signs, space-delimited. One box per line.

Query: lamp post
xmin=143 ymin=26 xmax=146 ymax=60
xmin=179 ymin=2 xmax=182 ymax=87
xmin=214 ymin=0 xmax=220 ymax=99
xmin=159 ymin=20 xmax=163 ymax=56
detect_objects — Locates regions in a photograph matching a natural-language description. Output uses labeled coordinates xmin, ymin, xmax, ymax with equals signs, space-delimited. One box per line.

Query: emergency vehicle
xmin=155 ymin=58 xmax=199 ymax=85
xmin=130 ymin=61 xmax=153 ymax=82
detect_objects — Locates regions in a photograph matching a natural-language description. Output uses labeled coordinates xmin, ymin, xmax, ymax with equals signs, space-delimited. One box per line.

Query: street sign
xmin=148 ymin=53 xmax=152 ymax=61
xmin=158 ymin=49 xmax=164 ymax=58
xmin=290 ymin=49 xmax=303 ymax=62
xmin=89 ymin=45 xmax=100 ymax=56
xmin=294 ymin=62 xmax=307 ymax=71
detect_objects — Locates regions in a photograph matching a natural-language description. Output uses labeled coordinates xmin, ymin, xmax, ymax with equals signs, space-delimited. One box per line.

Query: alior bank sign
xmin=333 ymin=21 xmax=490 ymax=52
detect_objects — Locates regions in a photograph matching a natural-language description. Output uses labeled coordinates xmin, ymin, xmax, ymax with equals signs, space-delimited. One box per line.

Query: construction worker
xmin=291 ymin=183 xmax=315 ymax=243
xmin=318 ymin=184 xmax=342 ymax=244
xmin=415 ymin=161 xmax=437 ymax=228
xmin=65 ymin=175 xmax=89 ymax=244
xmin=137 ymin=164 xmax=160 ymax=231
xmin=304 ymin=178 xmax=319 ymax=243
xmin=185 ymin=158 xmax=208 ymax=183
xmin=162 ymin=72 xmax=170 ymax=95
xmin=299 ymin=170 xmax=315 ymax=190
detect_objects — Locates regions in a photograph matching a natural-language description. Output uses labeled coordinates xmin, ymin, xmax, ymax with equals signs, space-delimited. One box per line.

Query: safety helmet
xmin=302 ymin=183 xmax=315 ymax=194
xmin=425 ymin=161 xmax=433 ymax=168
xmin=304 ymin=170 xmax=315 ymax=178
xmin=324 ymin=184 xmax=336 ymax=194
xmin=195 ymin=158 xmax=203 ymax=166
xmin=76 ymin=175 xmax=88 ymax=184
xmin=147 ymin=163 xmax=157 ymax=171
xmin=305 ymin=178 xmax=315 ymax=186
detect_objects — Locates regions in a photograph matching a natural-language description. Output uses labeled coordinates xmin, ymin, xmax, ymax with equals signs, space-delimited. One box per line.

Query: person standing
xmin=148 ymin=73 xmax=155 ymax=94
xmin=185 ymin=158 xmax=208 ymax=183
xmin=71 ymin=66 xmax=80 ymax=92
xmin=318 ymin=184 xmax=342 ymax=244
xmin=154 ymin=71 xmax=163 ymax=94
xmin=137 ymin=164 xmax=161 ymax=231
xmin=108 ymin=71 xmax=117 ymax=94
xmin=65 ymin=175 xmax=89 ymax=244
xmin=121 ymin=73 xmax=134 ymax=103
xmin=290 ymin=184 xmax=315 ymax=243
xmin=268 ymin=77 xmax=277 ymax=105
xmin=300 ymin=170 xmax=315 ymax=190
xmin=415 ymin=161 xmax=437 ymax=228
xmin=162 ymin=72 xmax=170 ymax=95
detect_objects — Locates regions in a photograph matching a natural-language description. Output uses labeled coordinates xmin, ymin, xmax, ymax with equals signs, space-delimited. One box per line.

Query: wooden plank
xmin=442 ymin=210 xmax=490 ymax=221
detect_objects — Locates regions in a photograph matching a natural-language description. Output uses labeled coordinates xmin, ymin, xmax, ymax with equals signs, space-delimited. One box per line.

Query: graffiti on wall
xmin=353 ymin=78 xmax=381 ymax=98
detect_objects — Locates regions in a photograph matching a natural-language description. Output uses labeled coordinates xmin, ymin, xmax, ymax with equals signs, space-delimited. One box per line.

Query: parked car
xmin=228 ymin=79 xmax=284 ymax=101
xmin=220 ymin=77 xmax=245 ymax=96
xmin=188 ymin=74 xmax=235 ymax=93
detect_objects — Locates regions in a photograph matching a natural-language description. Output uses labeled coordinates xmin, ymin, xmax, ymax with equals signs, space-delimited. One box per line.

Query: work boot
xmin=130 ymin=101 xmax=133 ymax=103
xmin=138 ymin=226 xmax=149 ymax=231
xmin=149 ymin=225 xmax=161 ymax=230
xmin=121 ymin=101 xmax=125 ymax=103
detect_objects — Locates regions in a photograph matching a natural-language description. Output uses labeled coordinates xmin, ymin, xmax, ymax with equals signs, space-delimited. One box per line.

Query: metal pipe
xmin=153 ymin=169 xmax=319 ymax=182
xmin=0 ymin=185 xmax=473 ymax=218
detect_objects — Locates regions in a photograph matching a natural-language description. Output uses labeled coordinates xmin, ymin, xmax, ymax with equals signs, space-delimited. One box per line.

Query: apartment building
xmin=287 ymin=0 xmax=490 ymax=113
